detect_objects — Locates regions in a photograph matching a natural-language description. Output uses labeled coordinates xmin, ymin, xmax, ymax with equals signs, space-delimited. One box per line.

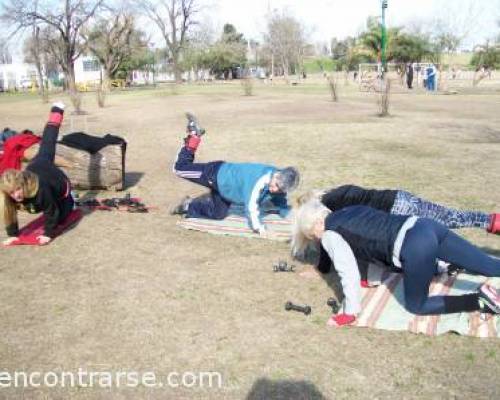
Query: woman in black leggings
xmin=292 ymin=200 xmax=500 ymax=326
xmin=0 ymin=103 xmax=73 ymax=245
xmin=299 ymin=185 xmax=499 ymax=277
xmin=302 ymin=185 xmax=499 ymax=233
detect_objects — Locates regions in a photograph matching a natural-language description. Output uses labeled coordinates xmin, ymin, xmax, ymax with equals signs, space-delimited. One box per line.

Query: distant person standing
xmin=406 ymin=63 xmax=414 ymax=89
xmin=427 ymin=64 xmax=436 ymax=91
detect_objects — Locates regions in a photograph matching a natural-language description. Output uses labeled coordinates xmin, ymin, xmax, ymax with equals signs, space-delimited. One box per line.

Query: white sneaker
xmin=52 ymin=102 xmax=65 ymax=111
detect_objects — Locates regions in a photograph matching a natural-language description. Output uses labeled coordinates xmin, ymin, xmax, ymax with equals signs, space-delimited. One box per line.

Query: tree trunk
xmin=96 ymin=69 xmax=109 ymax=108
xmin=66 ymin=62 xmax=84 ymax=114
xmin=172 ymin=53 xmax=181 ymax=83
xmin=32 ymin=3 xmax=47 ymax=102
xmin=103 ymin=68 xmax=112 ymax=91
xmin=32 ymin=33 xmax=46 ymax=101
xmin=34 ymin=57 xmax=47 ymax=102
xmin=282 ymin=58 xmax=289 ymax=84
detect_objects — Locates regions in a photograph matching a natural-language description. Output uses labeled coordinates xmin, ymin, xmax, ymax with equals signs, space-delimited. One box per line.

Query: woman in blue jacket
xmin=171 ymin=114 xmax=299 ymax=236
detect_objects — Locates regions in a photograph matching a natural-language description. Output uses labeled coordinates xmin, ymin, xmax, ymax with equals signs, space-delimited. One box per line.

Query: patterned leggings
xmin=390 ymin=191 xmax=491 ymax=229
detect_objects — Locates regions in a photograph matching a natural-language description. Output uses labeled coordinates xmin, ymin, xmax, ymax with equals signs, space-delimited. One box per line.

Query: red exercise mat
xmin=3 ymin=209 xmax=82 ymax=247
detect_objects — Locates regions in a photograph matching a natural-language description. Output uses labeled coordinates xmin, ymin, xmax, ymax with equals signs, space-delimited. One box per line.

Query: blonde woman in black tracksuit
xmin=0 ymin=103 xmax=73 ymax=245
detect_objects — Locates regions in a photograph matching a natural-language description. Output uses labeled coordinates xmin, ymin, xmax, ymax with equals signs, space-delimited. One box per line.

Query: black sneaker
xmin=478 ymin=283 xmax=500 ymax=314
xmin=446 ymin=264 xmax=464 ymax=277
xmin=169 ymin=196 xmax=192 ymax=215
xmin=185 ymin=112 xmax=206 ymax=136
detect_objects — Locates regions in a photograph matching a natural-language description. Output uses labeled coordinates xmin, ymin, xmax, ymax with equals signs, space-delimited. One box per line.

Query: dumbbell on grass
xmin=273 ymin=260 xmax=295 ymax=272
xmin=327 ymin=297 xmax=340 ymax=314
xmin=284 ymin=301 xmax=311 ymax=315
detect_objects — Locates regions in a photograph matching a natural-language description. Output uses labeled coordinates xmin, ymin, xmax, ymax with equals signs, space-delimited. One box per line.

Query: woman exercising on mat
xmin=299 ymin=185 xmax=500 ymax=275
xmin=300 ymin=185 xmax=499 ymax=233
xmin=171 ymin=113 xmax=300 ymax=236
xmin=0 ymin=103 xmax=74 ymax=245
xmin=292 ymin=200 xmax=500 ymax=327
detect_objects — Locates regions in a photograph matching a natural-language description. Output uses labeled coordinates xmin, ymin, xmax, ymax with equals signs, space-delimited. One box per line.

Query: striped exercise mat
xmin=356 ymin=272 xmax=499 ymax=338
xmin=177 ymin=205 xmax=292 ymax=242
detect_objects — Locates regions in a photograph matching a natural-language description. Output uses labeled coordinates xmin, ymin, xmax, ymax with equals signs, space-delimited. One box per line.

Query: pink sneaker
xmin=478 ymin=283 xmax=500 ymax=314
xmin=487 ymin=213 xmax=500 ymax=235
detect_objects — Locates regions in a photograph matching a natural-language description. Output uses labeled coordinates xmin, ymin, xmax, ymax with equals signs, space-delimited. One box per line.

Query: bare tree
xmin=0 ymin=38 xmax=12 ymax=64
xmin=264 ymin=10 xmax=307 ymax=82
xmin=430 ymin=1 xmax=484 ymax=89
xmin=429 ymin=1 xmax=483 ymax=62
xmin=23 ymin=29 xmax=49 ymax=101
xmin=32 ymin=29 xmax=47 ymax=100
xmin=179 ymin=18 xmax=215 ymax=81
xmin=1 ymin=0 xmax=104 ymax=113
xmin=83 ymin=14 xmax=140 ymax=85
xmin=22 ymin=0 xmax=48 ymax=101
xmin=327 ymin=75 xmax=338 ymax=102
xmin=138 ymin=0 xmax=200 ymax=82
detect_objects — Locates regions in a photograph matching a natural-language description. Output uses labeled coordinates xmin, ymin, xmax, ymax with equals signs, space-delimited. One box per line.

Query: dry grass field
xmin=0 ymin=77 xmax=499 ymax=399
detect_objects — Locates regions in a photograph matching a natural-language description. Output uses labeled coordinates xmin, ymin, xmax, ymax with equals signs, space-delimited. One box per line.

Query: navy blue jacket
xmin=324 ymin=205 xmax=409 ymax=267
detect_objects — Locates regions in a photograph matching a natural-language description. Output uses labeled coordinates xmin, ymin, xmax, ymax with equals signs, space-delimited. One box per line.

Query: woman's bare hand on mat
xmin=3 ymin=237 xmax=19 ymax=246
xmin=36 ymin=235 xmax=52 ymax=245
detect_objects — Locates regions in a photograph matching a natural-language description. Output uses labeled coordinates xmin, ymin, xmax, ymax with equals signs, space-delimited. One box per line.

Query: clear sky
xmin=210 ymin=0 xmax=500 ymax=48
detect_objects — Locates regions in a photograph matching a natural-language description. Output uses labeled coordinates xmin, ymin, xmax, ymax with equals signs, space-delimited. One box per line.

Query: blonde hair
xmin=291 ymin=199 xmax=330 ymax=257
xmin=295 ymin=189 xmax=325 ymax=206
xmin=0 ymin=169 xmax=39 ymax=230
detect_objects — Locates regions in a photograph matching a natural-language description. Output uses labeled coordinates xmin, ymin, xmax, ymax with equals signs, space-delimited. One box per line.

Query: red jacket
xmin=0 ymin=133 xmax=41 ymax=173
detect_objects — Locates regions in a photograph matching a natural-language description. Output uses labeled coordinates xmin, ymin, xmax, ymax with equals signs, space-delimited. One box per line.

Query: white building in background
xmin=0 ymin=63 xmax=38 ymax=90
xmin=0 ymin=55 xmax=102 ymax=91
xmin=131 ymin=68 xmax=212 ymax=84
xmin=74 ymin=55 xmax=102 ymax=84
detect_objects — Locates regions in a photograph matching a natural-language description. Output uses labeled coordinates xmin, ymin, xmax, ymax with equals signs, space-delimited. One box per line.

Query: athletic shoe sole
xmin=478 ymin=284 xmax=500 ymax=314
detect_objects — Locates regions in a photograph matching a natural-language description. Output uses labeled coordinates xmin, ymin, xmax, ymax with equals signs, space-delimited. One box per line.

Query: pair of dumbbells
xmin=284 ymin=298 xmax=340 ymax=316
xmin=273 ymin=260 xmax=295 ymax=273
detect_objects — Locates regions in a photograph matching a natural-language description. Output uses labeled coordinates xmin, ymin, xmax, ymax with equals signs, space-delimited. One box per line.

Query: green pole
xmin=381 ymin=0 xmax=388 ymax=73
